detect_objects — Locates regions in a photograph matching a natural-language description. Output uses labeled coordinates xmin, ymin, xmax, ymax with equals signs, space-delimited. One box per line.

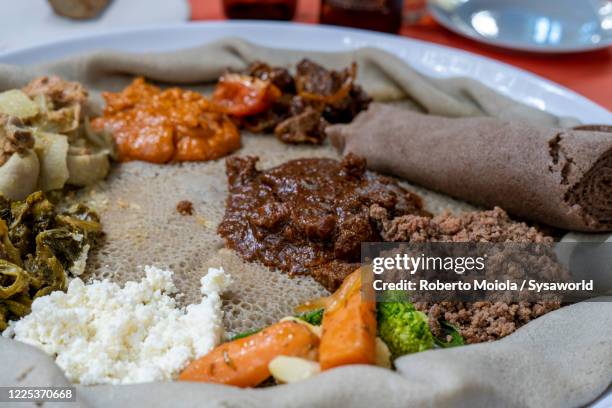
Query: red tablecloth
xmin=191 ymin=0 xmax=611 ymax=111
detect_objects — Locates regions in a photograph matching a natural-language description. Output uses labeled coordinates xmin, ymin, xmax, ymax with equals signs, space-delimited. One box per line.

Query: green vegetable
xmin=377 ymin=292 xmax=434 ymax=358
xmin=296 ymin=308 xmax=324 ymax=326
xmin=0 ymin=191 xmax=101 ymax=330
xmin=229 ymin=328 xmax=261 ymax=341
xmin=434 ymin=321 xmax=465 ymax=348
xmin=228 ymin=309 xmax=325 ymax=343
xmin=0 ymin=260 xmax=29 ymax=299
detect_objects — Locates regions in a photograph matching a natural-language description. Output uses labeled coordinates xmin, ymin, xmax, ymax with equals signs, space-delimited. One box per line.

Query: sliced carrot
xmin=319 ymin=269 xmax=377 ymax=370
xmin=179 ymin=321 xmax=319 ymax=387
xmin=295 ymin=267 xmax=362 ymax=314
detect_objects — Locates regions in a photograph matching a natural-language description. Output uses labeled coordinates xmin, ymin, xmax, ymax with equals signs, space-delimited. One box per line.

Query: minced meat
xmin=0 ymin=116 xmax=34 ymax=166
xmin=22 ymin=76 xmax=87 ymax=108
xmin=419 ymin=300 xmax=560 ymax=344
xmin=370 ymin=205 xmax=552 ymax=243
xmin=371 ymin=204 xmax=561 ymax=343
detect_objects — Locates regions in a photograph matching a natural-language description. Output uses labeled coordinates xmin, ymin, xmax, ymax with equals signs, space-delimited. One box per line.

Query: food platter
xmin=0 ymin=21 xmax=611 ymax=407
xmin=0 ymin=21 xmax=609 ymax=123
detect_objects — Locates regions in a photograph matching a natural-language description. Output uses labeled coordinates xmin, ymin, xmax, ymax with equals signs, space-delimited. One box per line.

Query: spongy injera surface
xmin=77 ymin=133 xmax=475 ymax=335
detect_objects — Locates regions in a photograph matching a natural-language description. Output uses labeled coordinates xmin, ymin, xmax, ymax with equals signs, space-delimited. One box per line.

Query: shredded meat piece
xmin=247 ymin=62 xmax=295 ymax=93
xmin=372 ymin=205 xmax=561 ymax=343
xmin=295 ymin=59 xmax=372 ymax=124
xmin=295 ymin=59 xmax=350 ymax=96
xmin=0 ymin=116 xmax=34 ymax=166
xmin=226 ymin=60 xmax=371 ymax=144
xmin=22 ymin=76 xmax=87 ymax=108
xmin=176 ymin=200 xmax=194 ymax=216
xmin=274 ymin=107 xmax=328 ymax=144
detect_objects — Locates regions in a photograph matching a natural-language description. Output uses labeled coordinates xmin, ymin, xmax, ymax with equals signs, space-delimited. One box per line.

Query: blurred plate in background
xmin=428 ymin=0 xmax=612 ymax=53
xmin=0 ymin=0 xmax=189 ymax=52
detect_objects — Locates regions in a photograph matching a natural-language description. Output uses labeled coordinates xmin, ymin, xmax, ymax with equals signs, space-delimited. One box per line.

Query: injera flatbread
xmin=0 ymin=39 xmax=609 ymax=408
xmin=328 ymin=104 xmax=612 ymax=232
xmin=77 ymin=133 xmax=475 ymax=335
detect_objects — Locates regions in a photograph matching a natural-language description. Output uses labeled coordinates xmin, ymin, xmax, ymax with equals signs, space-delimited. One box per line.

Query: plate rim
xmin=427 ymin=2 xmax=612 ymax=54
xmin=0 ymin=20 xmax=609 ymax=121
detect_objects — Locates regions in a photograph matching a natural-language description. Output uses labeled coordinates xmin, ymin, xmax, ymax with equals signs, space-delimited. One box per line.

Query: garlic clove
xmin=269 ymin=356 xmax=321 ymax=384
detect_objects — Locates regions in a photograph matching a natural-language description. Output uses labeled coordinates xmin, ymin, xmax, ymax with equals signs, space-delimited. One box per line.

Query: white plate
xmin=428 ymin=0 xmax=612 ymax=53
xmin=0 ymin=21 xmax=610 ymax=405
xmin=0 ymin=21 xmax=610 ymax=124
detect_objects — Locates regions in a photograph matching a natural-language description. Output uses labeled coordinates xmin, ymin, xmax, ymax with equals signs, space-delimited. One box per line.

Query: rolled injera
xmin=327 ymin=103 xmax=612 ymax=232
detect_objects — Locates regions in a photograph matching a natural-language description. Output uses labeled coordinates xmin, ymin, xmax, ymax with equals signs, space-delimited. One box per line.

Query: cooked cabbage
xmin=33 ymin=131 xmax=70 ymax=192
xmin=66 ymin=150 xmax=110 ymax=186
xmin=0 ymin=90 xmax=39 ymax=119
xmin=0 ymin=77 xmax=113 ymax=200
xmin=0 ymin=150 xmax=40 ymax=200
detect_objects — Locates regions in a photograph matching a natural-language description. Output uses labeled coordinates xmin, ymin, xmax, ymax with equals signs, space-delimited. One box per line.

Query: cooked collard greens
xmin=0 ymin=191 xmax=101 ymax=330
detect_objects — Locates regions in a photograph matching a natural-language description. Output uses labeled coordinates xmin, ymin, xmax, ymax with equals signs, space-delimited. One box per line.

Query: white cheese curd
xmin=3 ymin=266 xmax=232 ymax=385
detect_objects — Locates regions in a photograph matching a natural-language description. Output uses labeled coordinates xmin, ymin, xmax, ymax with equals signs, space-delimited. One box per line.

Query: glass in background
xmin=223 ymin=0 xmax=298 ymax=20
xmin=403 ymin=0 xmax=427 ymax=25
xmin=319 ymin=0 xmax=404 ymax=33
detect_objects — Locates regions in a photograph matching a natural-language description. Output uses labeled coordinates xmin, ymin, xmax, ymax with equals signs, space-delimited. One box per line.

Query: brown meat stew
xmin=218 ymin=154 xmax=429 ymax=291
xmin=235 ymin=59 xmax=372 ymax=145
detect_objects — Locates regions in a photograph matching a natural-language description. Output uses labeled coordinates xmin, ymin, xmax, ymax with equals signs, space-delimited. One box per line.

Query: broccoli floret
xmin=377 ymin=298 xmax=434 ymax=358
xmin=295 ymin=308 xmax=324 ymax=326
xmin=434 ymin=321 xmax=465 ymax=348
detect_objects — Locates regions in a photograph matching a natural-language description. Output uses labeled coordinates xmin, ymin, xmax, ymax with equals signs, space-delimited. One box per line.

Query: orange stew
xmin=91 ymin=78 xmax=240 ymax=163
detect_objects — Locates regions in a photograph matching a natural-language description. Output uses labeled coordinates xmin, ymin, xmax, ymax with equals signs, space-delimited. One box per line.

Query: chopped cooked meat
xmin=323 ymin=86 xmax=372 ymax=124
xmin=295 ymin=59 xmax=350 ymax=96
xmin=417 ymin=300 xmax=560 ymax=344
xmin=274 ymin=107 xmax=328 ymax=144
xmin=0 ymin=116 xmax=34 ymax=166
xmin=240 ymin=93 xmax=294 ymax=133
xmin=176 ymin=200 xmax=194 ymax=216
xmin=294 ymin=59 xmax=372 ymax=124
xmin=370 ymin=205 xmax=552 ymax=243
xmin=247 ymin=61 xmax=295 ymax=93
xmin=22 ymin=76 xmax=87 ymax=108
xmin=372 ymin=205 xmax=561 ymax=343
xmin=215 ymin=59 xmax=371 ymax=144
